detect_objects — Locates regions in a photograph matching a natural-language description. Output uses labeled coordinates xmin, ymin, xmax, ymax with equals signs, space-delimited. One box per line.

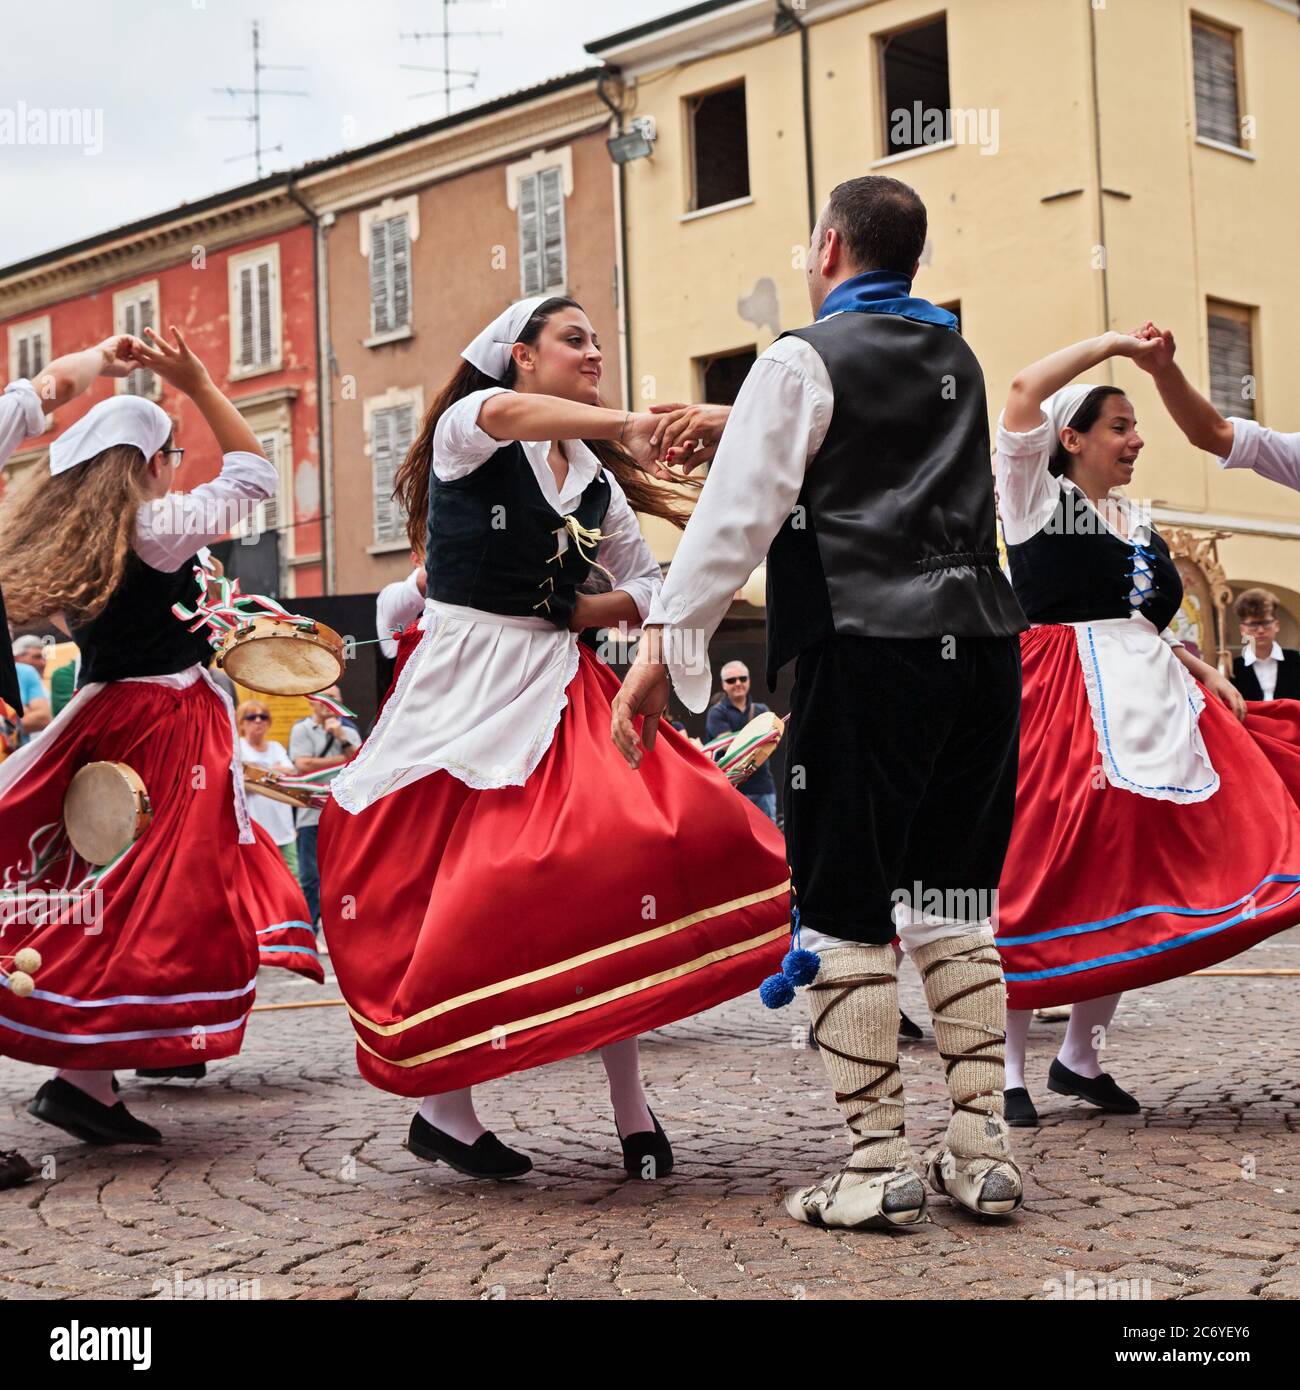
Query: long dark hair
xmin=1049 ymin=385 xmax=1126 ymax=477
xmin=396 ymin=296 xmax=698 ymax=553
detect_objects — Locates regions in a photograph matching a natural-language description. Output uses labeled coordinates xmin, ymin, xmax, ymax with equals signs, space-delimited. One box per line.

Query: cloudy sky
xmin=0 ymin=0 xmax=674 ymax=267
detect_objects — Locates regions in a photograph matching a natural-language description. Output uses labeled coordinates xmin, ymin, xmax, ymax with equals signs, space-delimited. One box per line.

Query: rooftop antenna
xmin=400 ymin=0 xmax=503 ymax=116
xmin=209 ymin=19 xmax=310 ymax=177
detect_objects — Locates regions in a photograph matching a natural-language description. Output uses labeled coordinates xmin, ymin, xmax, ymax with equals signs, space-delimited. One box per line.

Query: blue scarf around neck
xmin=816 ymin=270 xmax=957 ymax=330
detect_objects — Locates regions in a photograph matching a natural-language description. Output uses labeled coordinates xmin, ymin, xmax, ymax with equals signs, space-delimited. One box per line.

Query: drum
xmin=243 ymin=764 xmax=327 ymax=811
xmin=215 ymin=616 xmax=344 ymax=697
xmin=63 ymin=761 xmax=152 ymax=867
xmin=710 ymin=711 xmax=784 ymax=787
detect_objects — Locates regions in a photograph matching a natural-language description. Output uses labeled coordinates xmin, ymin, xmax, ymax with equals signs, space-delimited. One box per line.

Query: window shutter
xmin=31 ymin=332 xmax=44 ymax=377
xmin=370 ymin=218 xmax=392 ymax=335
xmin=258 ymin=433 xmax=280 ymax=532
xmin=372 ymin=404 xmax=413 ymax=544
xmin=518 ymin=172 xmax=542 ymax=297
xmin=239 ymin=265 xmax=255 ymax=368
xmin=540 ymin=166 xmax=565 ymax=292
xmin=17 ymin=335 xmax=30 ymax=381
xmin=125 ymin=295 xmax=157 ymax=397
xmin=1193 ymin=22 xmax=1241 ymax=147
xmin=257 ymin=260 xmax=273 ymax=365
xmin=1208 ymin=310 xmax=1255 ymax=420
xmin=390 ymin=216 xmax=411 ymax=332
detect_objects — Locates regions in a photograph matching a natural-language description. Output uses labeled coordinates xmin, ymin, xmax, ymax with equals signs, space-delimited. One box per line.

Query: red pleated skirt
xmin=995 ymin=625 xmax=1300 ymax=1008
xmin=319 ymin=643 xmax=790 ymax=1097
xmin=0 ymin=678 xmax=315 ymax=1070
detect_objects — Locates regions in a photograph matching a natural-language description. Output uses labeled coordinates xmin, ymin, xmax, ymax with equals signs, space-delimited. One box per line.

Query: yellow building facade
xmin=589 ymin=0 xmax=1300 ymax=644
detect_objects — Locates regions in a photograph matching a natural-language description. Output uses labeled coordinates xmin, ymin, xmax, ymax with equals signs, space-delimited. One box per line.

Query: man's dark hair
xmin=820 ymin=175 xmax=927 ymax=275
xmin=1235 ymin=587 xmax=1278 ymax=623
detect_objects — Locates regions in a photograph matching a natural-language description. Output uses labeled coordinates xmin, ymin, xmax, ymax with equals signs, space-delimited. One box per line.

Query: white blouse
xmin=331 ymin=389 xmax=663 ymax=810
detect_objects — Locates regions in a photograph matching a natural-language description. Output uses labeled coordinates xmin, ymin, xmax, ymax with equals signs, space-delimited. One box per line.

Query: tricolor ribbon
xmin=171 ymin=566 xmax=305 ymax=650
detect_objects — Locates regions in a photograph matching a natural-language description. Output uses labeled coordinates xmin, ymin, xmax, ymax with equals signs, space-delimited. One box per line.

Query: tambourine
xmin=215 ymin=616 xmax=345 ymax=698
xmin=63 ymin=761 xmax=152 ymax=866
xmin=243 ymin=764 xmax=330 ymax=812
xmin=705 ymin=711 xmax=784 ymax=787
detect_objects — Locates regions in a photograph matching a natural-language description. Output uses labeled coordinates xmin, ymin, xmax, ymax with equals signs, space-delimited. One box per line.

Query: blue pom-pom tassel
xmin=781 ymin=947 xmax=820 ymax=986
xmin=759 ymin=972 xmax=796 ymax=1009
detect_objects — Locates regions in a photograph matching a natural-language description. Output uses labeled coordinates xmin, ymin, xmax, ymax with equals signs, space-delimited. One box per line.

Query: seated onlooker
xmin=11 ymin=635 xmax=50 ymax=742
xmin=289 ymin=686 xmax=361 ymax=931
xmin=238 ymin=698 xmax=299 ymax=875
xmin=704 ymin=660 xmax=778 ymax=822
xmin=1232 ymin=588 xmax=1300 ymax=702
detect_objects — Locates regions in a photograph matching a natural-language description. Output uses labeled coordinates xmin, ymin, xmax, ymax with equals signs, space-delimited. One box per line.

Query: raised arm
xmin=1004 ymin=331 xmax=1159 ymax=431
xmin=1131 ymin=324 xmax=1236 ymax=457
xmin=27 ymin=335 xmax=141 ymax=414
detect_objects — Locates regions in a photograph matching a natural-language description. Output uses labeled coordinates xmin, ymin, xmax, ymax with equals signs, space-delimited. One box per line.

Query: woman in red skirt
xmin=994 ymin=330 xmax=1300 ymax=1125
xmin=0 ymin=327 xmax=313 ymax=1147
xmin=320 ymin=296 xmax=790 ymax=1180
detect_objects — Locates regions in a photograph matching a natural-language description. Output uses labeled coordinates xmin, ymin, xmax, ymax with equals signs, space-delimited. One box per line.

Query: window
xmin=878 ymin=16 xmax=951 ymax=157
xmin=8 ymin=317 xmax=48 ymax=382
xmin=696 ymin=347 xmax=757 ymax=406
xmin=687 ymin=83 xmax=749 ymax=212
xmin=1192 ymin=18 xmax=1243 ymax=148
xmin=1207 ymin=301 xmax=1256 ymax=420
xmin=518 ymin=165 xmax=566 ymax=297
xmin=369 ymin=213 xmax=412 ymax=339
xmin=370 ymin=401 xmax=415 ymax=545
xmin=113 ymin=281 xmax=160 ymax=398
xmin=238 ymin=432 xmax=291 ymax=539
xmin=229 ymin=245 xmax=282 ymax=377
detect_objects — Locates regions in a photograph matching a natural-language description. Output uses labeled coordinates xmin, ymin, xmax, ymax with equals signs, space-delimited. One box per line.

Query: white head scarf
xmin=49 ymin=395 xmax=172 ymax=477
xmin=1043 ymin=382 xmax=1103 ymax=456
xmin=460 ymin=295 xmax=550 ymax=382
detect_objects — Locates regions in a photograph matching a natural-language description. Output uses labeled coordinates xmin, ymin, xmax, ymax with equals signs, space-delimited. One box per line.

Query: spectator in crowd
xmin=11 ymin=636 xmax=50 ymax=742
xmin=238 ymin=698 xmax=300 ymax=875
xmin=704 ymin=660 xmax=778 ymax=821
xmin=49 ymin=657 xmax=77 ymax=717
xmin=1231 ymin=588 xmax=1300 ymax=702
xmin=289 ymin=686 xmax=360 ymax=930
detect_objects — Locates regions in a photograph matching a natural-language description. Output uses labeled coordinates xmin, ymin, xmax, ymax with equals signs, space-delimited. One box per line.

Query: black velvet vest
xmin=425 ymin=442 xmax=612 ymax=629
xmin=1232 ymin=650 xmax=1300 ymax=701
xmin=1004 ymin=484 xmax=1182 ymax=633
xmin=73 ymin=553 xmax=215 ymax=686
xmin=764 ymin=312 xmax=1025 ymax=685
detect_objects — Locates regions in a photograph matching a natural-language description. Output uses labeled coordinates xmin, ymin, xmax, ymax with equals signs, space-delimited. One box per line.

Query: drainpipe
xmin=285 ymin=176 xmax=335 ymax=596
xmin=775 ymin=1 xmax=817 ymax=232
xmin=596 ymin=70 xmax=633 ymax=409
xmin=1086 ymin=1 xmax=1112 ymax=383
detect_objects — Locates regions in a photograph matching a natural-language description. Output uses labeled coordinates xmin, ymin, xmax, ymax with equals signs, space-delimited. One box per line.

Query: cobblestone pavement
xmin=2 ymin=931 xmax=1297 ymax=1301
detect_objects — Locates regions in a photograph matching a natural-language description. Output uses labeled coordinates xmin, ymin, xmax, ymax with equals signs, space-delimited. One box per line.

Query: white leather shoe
xmin=926 ymin=1148 xmax=1023 ymax=1217
xmin=785 ymin=1166 xmax=927 ymax=1231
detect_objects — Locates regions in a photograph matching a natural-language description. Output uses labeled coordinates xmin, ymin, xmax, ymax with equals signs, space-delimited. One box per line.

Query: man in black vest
xmin=613 ymin=175 xmax=1028 ymax=1231
xmin=1231 ymin=588 xmax=1300 ymax=702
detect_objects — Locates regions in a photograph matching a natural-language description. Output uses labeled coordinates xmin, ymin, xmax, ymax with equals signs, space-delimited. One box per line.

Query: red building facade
xmin=0 ymin=181 xmax=324 ymax=598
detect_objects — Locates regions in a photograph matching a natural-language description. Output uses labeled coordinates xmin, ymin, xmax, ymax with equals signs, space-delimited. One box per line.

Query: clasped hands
xmin=620 ymin=402 xmax=731 ymax=481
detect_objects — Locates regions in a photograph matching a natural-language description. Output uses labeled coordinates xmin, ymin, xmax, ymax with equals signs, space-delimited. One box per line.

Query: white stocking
xmin=1004 ymin=1010 xmax=1031 ymax=1092
xmin=600 ymin=1037 xmax=653 ymax=1137
xmin=1057 ymin=993 xmax=1123 ymax=1079
xmin=418 ymin=1088 xmax=485 ymax=1145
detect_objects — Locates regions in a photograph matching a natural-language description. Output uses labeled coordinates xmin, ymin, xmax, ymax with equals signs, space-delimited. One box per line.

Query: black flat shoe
xmin=406 ymin=1114 xmax=531 ymax=1179
xmin=1003 ymin=1086 xmax=1039 ymax=1127
xmin=135 ymin=1063 xmax=207 ymax=1081
xmin=28 ymin=1078 xmax=162 ymax=1146
xmin=1047 ymin=1059 xmax=1140 ymax=1114
xmin=898 ymin=1010 xmax=923 ymax=1041
xmin=0 ymin=1150 xmax=35 ymax=1190
xmin=618 ymin=1110 xmax=673 ymax=1180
